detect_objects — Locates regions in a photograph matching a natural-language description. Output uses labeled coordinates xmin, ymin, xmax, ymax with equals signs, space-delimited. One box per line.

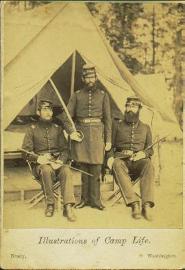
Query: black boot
xmin=131 ymin=202 xmax=141 ymax=219
xmin=91 ymin=203 xmax=105 ymax=211
xmin=45 ymin=204 xmax=54 ymax=217
xmin=90 ymin=178 xmax=105 ymax=210
xmin=75 ymin=200 xmax=89 ymax=209
xmin=63 ymin=204 xmax=76 ymax=222
xmin=142 ymin=202 xmax=153 ymax=221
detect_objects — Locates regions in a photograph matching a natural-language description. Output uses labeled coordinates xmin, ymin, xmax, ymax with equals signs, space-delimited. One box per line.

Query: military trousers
xmin=113 ymin=158 xmax=154 ymax=207
xmin=80 ymin=164 xmax=102 ymax=206
xmin=35 ymin=164 xmax=75 ymax=206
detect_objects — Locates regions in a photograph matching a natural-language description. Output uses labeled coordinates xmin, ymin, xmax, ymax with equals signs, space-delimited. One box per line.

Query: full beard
xmin=85 ymin=82 xmax=97 ymax=91
xmin=125 ymin=111 xmax=139 ymax=123
xmin=40 ymin=117 xmax=52 ymax=123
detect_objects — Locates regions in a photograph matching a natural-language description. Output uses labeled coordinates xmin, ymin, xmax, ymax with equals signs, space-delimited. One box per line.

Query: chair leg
xmin=28 ymin=194 xmax=45 ymax=209
xmin=110 ymin=194 xmax=123 ymax=207
xmin=107 ymin=188 xmax=120 ymax=201
xmin=107 ymin=177 xmax=141 ymax=206
xmin=27 ymin=182 xmax=61 ymax=208
xmin=57 ymin=193 xmax=62 ymax=211
xmin=25 ymin=190 xmax=44 ymax=204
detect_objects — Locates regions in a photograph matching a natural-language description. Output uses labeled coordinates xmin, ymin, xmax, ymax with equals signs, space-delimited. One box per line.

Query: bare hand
xmin=107 ymin=157 xmax=114 ymax=170
xmin=130 ymin=151 xmax=146 ymax=161
xmin=37 ymin=155 xmax=50 ymax=165
xmin=105 ymin=142 xmax=112 ymax=151
xmin=70 ymin=131 xmax=83 ymax=142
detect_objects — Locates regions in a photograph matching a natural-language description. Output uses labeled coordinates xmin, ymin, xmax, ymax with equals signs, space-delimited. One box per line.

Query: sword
xmin=144 ymin=135 xmax=168 ymax=151
xmin=49 ymin=79 xmax=84 ymax=142
xmin=19 ymin=148 xmax=93 ymax=177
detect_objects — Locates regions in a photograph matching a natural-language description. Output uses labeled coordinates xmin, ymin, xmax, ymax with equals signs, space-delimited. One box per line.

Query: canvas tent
xmin=4 ymin=2 xmax=182 ymax=154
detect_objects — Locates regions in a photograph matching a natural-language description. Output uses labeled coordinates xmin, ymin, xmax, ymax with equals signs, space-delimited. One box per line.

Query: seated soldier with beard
xmin=22 ymin=100 xmax=76 ymax=221
xmin=107 ymin=96 xmax=155 ymax=221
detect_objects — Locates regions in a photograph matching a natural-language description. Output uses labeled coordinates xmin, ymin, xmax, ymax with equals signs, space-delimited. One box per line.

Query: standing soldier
xmin=63 ymin=64 xmax=112 ymax=210
xmin=22 ymin=100 xmax=77 ymax=221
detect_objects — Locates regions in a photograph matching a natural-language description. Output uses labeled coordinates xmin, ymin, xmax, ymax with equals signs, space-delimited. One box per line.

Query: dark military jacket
xmin=22 ymin=120 xmax=69 ymax=163
xmin=61 ymin=86 xmax=112 ymax=164
xmin=108 ymin=118 xmax=154 ymax=159
xmin=64 ymin=86 xmax=112 ymax=143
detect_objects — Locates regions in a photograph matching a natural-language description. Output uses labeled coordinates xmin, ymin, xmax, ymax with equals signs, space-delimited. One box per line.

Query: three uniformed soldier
xmin=107 ymin=96 xmax=155 ymax=221
xmin=22 ymin=69 xmax=155 ymax=222
xmin=62 ymin=64 xmax=112 ymax=210
xmin=22 ymin=100 xmax=76 ymax=221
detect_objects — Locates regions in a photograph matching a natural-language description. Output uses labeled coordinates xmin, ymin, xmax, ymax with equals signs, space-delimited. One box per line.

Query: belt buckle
xmin=80 ymin=118 xmax=101 ymax=124
xmin=84 ymin=118 xmax=97 ymax=123
xmin=84 ymin=119 xmax=90 ymax=123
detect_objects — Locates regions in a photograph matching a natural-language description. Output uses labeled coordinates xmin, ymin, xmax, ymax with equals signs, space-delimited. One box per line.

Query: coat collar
xmin=38 ymin=119 xmax=53 ymax=128
xmin=123 ymin=117 xmax=140 ymax=128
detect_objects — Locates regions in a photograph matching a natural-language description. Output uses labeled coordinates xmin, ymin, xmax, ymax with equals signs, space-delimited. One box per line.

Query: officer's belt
xmin=115 ymin=148 xmax=136 ymax=154
xmin=116 ymin=147 xmax=127 ymax=152
xmin=77 ymin=118 xmax=102 ymax=124
xmin=36 ymin=151 xmax=60 ymax=157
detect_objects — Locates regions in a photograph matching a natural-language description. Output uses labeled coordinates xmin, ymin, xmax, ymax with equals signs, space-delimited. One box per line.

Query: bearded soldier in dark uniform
xmin=22 ymin=100 xmax=77 ymax=221
xmin=62 ymin=64 xmax=112 ymax=210
xmin=107 ymin=97 xmax=154 ymax=221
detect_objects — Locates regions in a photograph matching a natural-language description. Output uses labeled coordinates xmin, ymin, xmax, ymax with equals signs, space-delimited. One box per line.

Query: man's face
xmin=125 ymin=103 xmax=139 ymax=113
xmin=125 ymin=103 xmax=140 ymax=123
xmin=83 ymin=74 xmax=97 ymax=88
xmin=38 ymin=106 xmax=53 ymax=121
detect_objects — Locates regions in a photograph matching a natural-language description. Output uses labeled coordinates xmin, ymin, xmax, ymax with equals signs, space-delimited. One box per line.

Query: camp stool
xmin=107 ymin=170 xmax=141 ymax=207
xmin=26 ymin=160 xmax=63 ymax=209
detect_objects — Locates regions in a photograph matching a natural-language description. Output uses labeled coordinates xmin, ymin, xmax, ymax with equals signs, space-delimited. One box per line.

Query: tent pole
xmin=70 ymin=51 xmax=76 ymax=96
xmin=49 ymin=78 xmax=76 ymax=131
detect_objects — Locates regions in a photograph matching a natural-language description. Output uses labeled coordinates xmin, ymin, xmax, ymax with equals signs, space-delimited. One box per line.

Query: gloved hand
xmin=107 ymin=157 xmax=115 ymax=170
xmin=105 ymin=142 xmax=112 ymax=151
xmin=37 ymin=155 xmax=50 ymax=165
xmin=130 ymin=151 xmax=146 ymax=161
xmin=70 ymin=131 xmax=83 ymax=142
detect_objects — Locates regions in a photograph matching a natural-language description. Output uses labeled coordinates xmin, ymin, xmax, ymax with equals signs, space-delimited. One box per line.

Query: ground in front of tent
xmin=3 ymin=141 xmax=182 ymax=229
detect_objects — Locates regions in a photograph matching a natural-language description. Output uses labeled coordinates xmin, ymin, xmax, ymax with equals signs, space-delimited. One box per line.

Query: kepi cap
xmin=125 ymin=96 xmax=142 ymax=107
xmin=82 ymin=63 xmax=96 ymax=78
xmin=38 ymin=99 xmax=53 ymax=110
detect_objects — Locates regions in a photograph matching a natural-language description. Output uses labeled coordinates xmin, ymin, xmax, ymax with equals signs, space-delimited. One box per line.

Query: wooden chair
xmin=107 ymin=170 xmax=141 ymax=207
xmin=25 ymin=160 xmax=62 ymax=209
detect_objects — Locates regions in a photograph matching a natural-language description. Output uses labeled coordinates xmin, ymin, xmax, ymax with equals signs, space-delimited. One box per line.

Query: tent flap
xmin=4 ymin=2 xmax=181 ymax=139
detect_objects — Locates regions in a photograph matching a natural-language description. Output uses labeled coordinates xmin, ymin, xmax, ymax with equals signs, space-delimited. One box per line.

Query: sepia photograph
xmin=1 ymin=1 xmax=184 ymax=269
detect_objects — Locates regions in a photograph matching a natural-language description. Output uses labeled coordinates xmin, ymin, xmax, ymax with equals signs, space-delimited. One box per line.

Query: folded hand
xmin=130 ymin=151 xmax=146 ymax=161
xmin=37 ymin=155 xmax=50 ymax=165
